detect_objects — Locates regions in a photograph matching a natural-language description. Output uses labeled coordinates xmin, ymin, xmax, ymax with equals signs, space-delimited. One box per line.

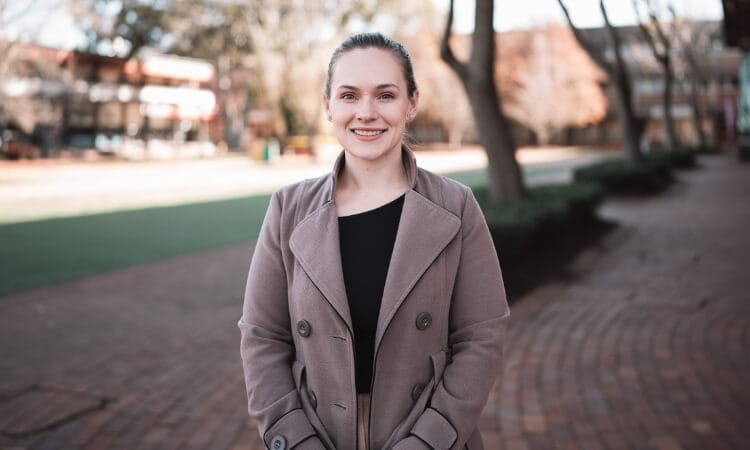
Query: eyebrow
xmin=336 ymin=83 xmax=400 ymax=91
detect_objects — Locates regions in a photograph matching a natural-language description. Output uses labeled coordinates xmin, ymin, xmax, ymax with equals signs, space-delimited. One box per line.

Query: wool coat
xmin=239 ymin=146 xmax=510 ymax=450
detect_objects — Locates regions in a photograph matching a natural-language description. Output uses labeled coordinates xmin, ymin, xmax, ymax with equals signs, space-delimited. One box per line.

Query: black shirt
xmin=338 ymin=193 xmax=405 ymax=394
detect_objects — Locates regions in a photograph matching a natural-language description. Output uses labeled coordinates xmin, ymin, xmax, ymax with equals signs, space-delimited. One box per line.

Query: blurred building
xmin=0 ymin=43 xmax=219 ymax=159
xmin=571 ymin=22 xmax=740 ymax=149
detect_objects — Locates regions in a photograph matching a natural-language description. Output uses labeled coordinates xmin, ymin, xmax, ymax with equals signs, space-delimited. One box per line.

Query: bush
xmin=645 ymin=148 xmax=697 ymax=169
xmin=473 ymin=182 xmax=604 ymax=259
xmin=573 ymin=157 xmax=672 ymax=194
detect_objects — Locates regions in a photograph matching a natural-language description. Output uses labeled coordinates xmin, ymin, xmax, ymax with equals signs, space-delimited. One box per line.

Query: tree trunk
xmin=611 ymin=56 xmax=645 ymax=161
xmin=441 ymin=0 xmax=526 ymax=202
xmin=558 ymin=0 xmax=645 ymax=162
xmin=662 ymin=70 xmax=679 ymax=149
xmin=466 ymin=75 xmax=526 ymax=200
xmin=634 ymin=1 xmax=679 ymax=151
xmin=535 ymin=127 xmax=550 ymax=146
xmin=688 ymin=74 xmax=708 ymax=148
xmin=448 ymin=123 xmax=464 ymax=150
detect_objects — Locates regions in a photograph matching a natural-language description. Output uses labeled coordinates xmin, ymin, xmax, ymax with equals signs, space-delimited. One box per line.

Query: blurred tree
xmin=168 ymin=0 xmax=415 ymax=146
xmin=498 ymin=26 xmax=607 ymax=145
xmin=558 ymin=0 xmax=645 ymax=162
xmin=441 ymin=0 xmax=527 ymax=202
xmin=72 ymin=0 xmax=167 ymax=58
xmin=670 ymin=10 xmax=720 ymax=149
xmin=0 ymin=0 xmax=70 ymax=153
xmin=633 ymin=0 xmax=679 ymax=150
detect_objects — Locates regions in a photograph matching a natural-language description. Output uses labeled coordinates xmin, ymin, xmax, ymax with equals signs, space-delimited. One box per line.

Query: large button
xmin=411 ymin=382 xmax=425 ymax=400
xmin=297 ymin=320 xmax=312 ymax=337
xmin=415 ymin=312 xmax=432 ymax=330
xmin=270 ymin=435 xmax=287 ymax=449
xmin=309 ymin=389 xmax=317 ymax=409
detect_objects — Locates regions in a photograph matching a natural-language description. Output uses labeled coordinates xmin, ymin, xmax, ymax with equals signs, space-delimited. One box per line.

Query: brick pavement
xmin=0 ymin=155 xmax=748 ymax=449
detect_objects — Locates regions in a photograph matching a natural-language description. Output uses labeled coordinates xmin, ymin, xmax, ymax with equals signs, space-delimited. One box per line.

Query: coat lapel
xmin=289 ymin=146 xmax=461 ymax=346
xmin=289 ymin=200 xmax=353 ymax=331
xmin=374 ymin=188 xmax=460 ymax=352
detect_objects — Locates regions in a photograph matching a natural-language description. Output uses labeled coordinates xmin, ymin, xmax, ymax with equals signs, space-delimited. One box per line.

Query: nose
xmin=356 ymin=97 xmax=377 ymax=121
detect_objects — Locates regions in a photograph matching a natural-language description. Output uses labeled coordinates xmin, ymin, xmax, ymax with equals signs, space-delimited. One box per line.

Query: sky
xmin=0 ymin=0 xmax=725 ymax=50
xmin=438 ymin=0 xmax=723 ymax=33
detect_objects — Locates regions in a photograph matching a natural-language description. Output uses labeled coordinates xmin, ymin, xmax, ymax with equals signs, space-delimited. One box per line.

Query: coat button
xmin=411 ymin=382 xmax=425 ymax=400
xmin=297 ymin=320 xmax=311 ymax=337
xmin=309 ymin=389 xmax=317 ymax=409
xmin=415 ymin=312 xmax=432 ymax=330
xmin=270 ymin=435 xmax=287 ymax=449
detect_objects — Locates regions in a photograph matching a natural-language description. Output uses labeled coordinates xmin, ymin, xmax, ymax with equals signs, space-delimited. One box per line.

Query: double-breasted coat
xmin=239 ymin=146 xmax=510 ymax=450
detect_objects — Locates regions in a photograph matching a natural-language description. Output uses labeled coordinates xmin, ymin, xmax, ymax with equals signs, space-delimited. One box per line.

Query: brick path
xmin=1 ymin=155 xmax=748 ymax=449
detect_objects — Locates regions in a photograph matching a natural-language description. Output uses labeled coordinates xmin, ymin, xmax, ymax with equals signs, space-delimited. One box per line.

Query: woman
xmin=239 ymin=33 xmax=510 ymax=450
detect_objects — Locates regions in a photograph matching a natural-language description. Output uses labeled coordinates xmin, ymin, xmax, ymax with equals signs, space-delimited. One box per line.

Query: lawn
xmin=0 ymin=163 xmax=566 ymax=297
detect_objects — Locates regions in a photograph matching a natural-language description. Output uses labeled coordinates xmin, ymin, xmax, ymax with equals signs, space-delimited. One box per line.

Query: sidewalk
xmin=0 ymin=155 xmax=747 ymax=449
xmin=484 ymin=155 xmax=750 ymax=450
xmin=0 ymin=146 xmax=608 ymax=224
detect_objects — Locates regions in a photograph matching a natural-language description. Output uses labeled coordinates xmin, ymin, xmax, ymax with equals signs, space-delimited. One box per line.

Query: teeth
xmin=353 ymin=129 xmax=384 ymax=136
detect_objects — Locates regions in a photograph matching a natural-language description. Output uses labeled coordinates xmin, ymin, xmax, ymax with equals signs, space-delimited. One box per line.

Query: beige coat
xmin=239 ymin=146 xmax=510 ymax=450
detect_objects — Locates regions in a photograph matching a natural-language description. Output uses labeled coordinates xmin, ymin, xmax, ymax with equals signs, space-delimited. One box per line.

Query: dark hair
xmin=324 ymin=32 xmax=418 ymax=99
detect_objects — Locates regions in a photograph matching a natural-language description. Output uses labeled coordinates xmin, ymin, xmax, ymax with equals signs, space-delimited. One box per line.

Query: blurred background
xmin=1 ymin=0 xmax=749 ymax=449
xmin=0 ymin=0 xmax=738 ymax=164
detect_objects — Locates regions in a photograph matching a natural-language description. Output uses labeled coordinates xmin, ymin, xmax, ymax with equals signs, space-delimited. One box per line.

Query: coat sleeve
xmin=238 ymin=190 xmax=326 ymax=450
xmin=393 ymin=186 xmax=511 ymax=450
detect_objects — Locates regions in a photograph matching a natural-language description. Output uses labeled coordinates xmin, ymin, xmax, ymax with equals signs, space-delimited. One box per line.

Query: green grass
xmin=0 ymin=162 xmax=577 ymax=297
xmin=0 ymin=194 xmax=271 ymax=297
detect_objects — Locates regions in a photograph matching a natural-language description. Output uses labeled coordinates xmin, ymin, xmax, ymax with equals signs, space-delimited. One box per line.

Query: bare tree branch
xmin=556 ymin=0 xmax=611 ymax=71
xmin=439 ymin=0 xmax=467 ymax=80
xmin=633 ymin=0 xmax=665 ymax=64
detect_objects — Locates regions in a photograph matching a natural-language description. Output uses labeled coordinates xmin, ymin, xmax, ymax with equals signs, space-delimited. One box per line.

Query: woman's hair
xmin=324 ymin=32 xmax=418 ymax=99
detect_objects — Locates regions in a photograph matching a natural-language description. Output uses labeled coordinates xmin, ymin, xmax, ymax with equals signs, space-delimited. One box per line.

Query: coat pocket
xmin=383 ymin=348 xmax=452 ymax=449
xmin=292 ymin=360 xmax=335 ymax=450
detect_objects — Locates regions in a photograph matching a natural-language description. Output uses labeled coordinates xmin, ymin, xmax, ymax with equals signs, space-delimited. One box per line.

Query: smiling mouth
xmin=352 ymin=129 xmax=386 ymax=136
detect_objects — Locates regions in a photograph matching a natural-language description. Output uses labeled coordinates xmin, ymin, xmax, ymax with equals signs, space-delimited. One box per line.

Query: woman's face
xmin=325 ymin=47 xmax=418 ymax=164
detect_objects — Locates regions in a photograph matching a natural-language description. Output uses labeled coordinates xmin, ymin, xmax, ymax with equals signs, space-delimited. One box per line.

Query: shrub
xmin=473 ymin=182 xmax=604 ymax=259
xmin=645 ymin=148 xmax=697 ymax=169
xmin=573 ymin=157 xmax=672 ymax=194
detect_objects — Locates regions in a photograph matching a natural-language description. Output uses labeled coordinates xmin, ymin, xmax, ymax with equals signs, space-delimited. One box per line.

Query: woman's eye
xmin=380 ymin=93 xmax=395 ymax=100
xmin=340 ymin=93 xmax=356 ymax=101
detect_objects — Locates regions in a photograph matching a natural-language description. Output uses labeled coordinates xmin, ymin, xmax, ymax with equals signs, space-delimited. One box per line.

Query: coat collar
xmin=324 ymin=144 xmax=419 ymax=203
xmin=289 ymin=146 xmax=460 ymax=353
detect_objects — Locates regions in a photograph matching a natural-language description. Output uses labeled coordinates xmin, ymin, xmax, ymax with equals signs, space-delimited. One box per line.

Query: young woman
xmin=239 ymin=33 xmax=510 ymax=450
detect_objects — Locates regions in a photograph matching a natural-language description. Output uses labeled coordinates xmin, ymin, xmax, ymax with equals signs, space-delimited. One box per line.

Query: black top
xmin=338 ymin=193 xmax=405 ymax=393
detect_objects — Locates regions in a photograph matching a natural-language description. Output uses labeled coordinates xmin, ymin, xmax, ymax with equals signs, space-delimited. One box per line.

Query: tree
xmin=498 ymin=26 xmax=607 ymax=145
xmin=557 ymin=0 xmax=645 ymax=161
xmin=72 ymin=0 xmax=167 ymax=58
xmin=633 ymin=0 xmax=679 ymax=150
xmin=441 ymin=0 xmax=526 ymax=202
xmin=1 ymin=0 xmax=70 ymax=155
xmin=669 ymin=11 xmax=719 ymax=149
xmin=403 ymin=30 xmax=472 ymax=149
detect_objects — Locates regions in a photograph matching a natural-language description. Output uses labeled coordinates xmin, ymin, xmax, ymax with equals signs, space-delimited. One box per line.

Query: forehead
xmin=331 ymin=47 xmax=406 ymax=90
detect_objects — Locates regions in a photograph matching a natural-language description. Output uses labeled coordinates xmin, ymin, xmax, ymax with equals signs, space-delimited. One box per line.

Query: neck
xmin=338 ymin=146 xmax=408 ymax=193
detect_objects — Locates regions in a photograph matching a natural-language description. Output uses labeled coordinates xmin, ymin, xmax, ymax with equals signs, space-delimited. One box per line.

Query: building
xmin=0 ymin=43 xmax=219 ymax=159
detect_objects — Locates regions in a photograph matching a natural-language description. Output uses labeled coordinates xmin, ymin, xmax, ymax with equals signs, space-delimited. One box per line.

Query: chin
xmin=341 ymin=139 xmax=401 ymax=162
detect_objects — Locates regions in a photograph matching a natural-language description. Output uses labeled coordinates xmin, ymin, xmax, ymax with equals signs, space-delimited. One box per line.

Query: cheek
xmin=330 ymin=104 xmax=354 ymax=123
xmin=383 ymin=107 xmax=408 ymax=126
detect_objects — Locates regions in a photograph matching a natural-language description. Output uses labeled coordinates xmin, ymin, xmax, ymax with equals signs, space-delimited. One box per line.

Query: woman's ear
xmin=407 ymin=90 xmax=419 ymax=121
